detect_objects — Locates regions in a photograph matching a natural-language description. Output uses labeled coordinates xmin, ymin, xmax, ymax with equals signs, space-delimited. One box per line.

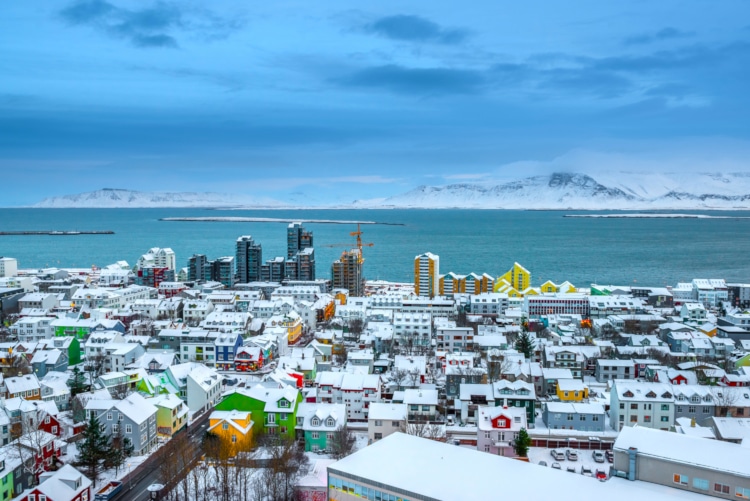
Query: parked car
xmin=592 ymin=450 xmax=605 ymax=463
xmin=95 ymin=481 xmax=123 ymax=501
xmin=538 ymin=461 xmax=548 ymax=467
xmin=551 ymin=462 xmax=561 ymax=469
xmin=605 ymin=450 xmax=614 ymax=463
xmin=566 ymin=466 xmax=577 ymax=473
xmin=596 ymin=469 xmax=608 ymax=481
xmin=566 ymin=449 xmax=578 ymax=461
xmin=550 ymin=449 xmax=565 ymax=460
xmin=581 ymin=466 xmax=593 ymax=477
xmin=446 ymin=415 xmax=455 ymax=426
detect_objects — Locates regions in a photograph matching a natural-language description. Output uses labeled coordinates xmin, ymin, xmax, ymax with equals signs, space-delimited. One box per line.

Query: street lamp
xmin=127 ymin=462 xmax=132 ymax=490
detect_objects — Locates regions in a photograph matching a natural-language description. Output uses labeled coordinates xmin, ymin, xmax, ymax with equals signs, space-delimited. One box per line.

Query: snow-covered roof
xmin=329 ymin=432 xmax=712 ymax=501
xmin=115 ymin=393 xmax=157 ymax=424
xmin=368 ymin=402 xmax=407 ymax=421
xmin=402 ymin=389 xmax=438 ymax=405
xmin=615 ymin=426 xmax=750 ymax=477
xmin=4 ymin=374 xmax=40 ymax=394
xmin=33 ymin=464 xmax=92 ymax=499
xmin=544 ymin=402 xmax=605 ymax=415
xmin=297 ymin=403 xmax=346 ymax=431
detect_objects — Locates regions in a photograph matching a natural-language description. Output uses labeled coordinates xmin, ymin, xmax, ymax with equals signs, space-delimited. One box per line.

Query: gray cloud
xmin=365 ymin=15 xmax=469 ymax=44
xmin=59 ymin=0 xmax=241 ymax=48
xmin=333 ymin=64 xmax=484 ymax=96
xmin=624 ymin=27 xmax=694 ymax=45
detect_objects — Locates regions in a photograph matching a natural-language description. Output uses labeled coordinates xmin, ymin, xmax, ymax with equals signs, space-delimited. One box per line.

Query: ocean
xmin=1 ymin=208 xmax=750 ymax=287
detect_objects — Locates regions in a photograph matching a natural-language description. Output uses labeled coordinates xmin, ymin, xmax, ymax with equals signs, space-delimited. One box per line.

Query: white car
xmin=592 ymin=450 xmax=605 ymax=463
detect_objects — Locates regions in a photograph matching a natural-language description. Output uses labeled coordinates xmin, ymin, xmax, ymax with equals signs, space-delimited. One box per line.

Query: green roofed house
xmin=215 ymin=384 xmax=301 ymax=440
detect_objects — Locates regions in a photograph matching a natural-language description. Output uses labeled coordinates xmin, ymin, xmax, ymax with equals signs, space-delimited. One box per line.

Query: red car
xmin=596 ymin=470 xmax=608 ymax=481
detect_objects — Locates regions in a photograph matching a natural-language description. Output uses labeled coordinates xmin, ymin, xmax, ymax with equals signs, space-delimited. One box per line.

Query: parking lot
xmin=527 ymin=447 xmax=612 ymax=480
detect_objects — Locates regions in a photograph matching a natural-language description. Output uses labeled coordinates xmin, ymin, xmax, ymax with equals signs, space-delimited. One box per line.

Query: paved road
xmin=110 ymin=410 xmax=212 ymax=501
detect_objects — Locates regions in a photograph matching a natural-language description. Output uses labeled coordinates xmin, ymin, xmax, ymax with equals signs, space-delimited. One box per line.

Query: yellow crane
xmin=323 ymin=224 xmax=374 ymax=264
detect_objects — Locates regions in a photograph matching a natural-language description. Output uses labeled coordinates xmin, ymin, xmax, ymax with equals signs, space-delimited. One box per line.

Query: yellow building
xmin=208 ymin=410 xmax=254 ymax=456
xmin=556 ymin=380 xmax=589 ymax=401
xmin=494 ymin=262 xmax=531 ymax=294
xmin=415 ymin=252 xmax=440 ymax=298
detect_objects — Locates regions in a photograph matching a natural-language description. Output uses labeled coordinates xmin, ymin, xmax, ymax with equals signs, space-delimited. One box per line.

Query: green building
xmin=215 ymin=385 xmax=301 ymax=440
xmin=295 ymin=402 xmax=347 ymax=452
xmin=47 ymin=336 xmax=81 ymax=366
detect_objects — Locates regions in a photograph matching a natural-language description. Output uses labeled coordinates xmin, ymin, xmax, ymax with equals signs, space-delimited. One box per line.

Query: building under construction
xmin=329 ymin=224 xmax=371 ymax=297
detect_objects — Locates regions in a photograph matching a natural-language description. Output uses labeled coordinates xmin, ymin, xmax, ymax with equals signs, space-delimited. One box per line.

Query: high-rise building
xmin=207 ymin=257 xmax=235 ymax=288
xmin=188 ymin=254 xmax=208 ymax=282
xmin=296 ymin=247 xmax=315 ymax=281
xmin=287 ymin=222 xmax=313 ymax=259
xmin=415 ymin=252 xmax=440 ymax=298
xmin=332 ymin=249 xmax=364 ymax=297
xmin=236 ymin=235 xmax=262 ymax=283
xmin=284 ymin=223 xmax=316 ymax=281
xmin=260 ymin=257 xmax=286 ymax=282
xmin=137 ymin=248 xmax=176 ymax=271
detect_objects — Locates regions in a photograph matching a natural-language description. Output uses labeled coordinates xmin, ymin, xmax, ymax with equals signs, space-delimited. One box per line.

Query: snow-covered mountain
xmin=360 ymin=172 xmax=750 ymax=209
xmin=33 ymin=189 xmax=283 ymax=208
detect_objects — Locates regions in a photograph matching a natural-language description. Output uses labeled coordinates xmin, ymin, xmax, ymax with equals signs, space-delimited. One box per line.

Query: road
xmin=110 ymin=410 xmax=212 ymax=501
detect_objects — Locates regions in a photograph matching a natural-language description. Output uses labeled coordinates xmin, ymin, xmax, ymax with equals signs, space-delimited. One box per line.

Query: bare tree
xmin=85 ymin=351 xmax=107 ymax=381
xmin=486 ymin=353 xmax=512 ymax=383
xmin=401 ymin=416 xmax=445 ymax=441
xmin=256 ymin=433 xmax=310 ymax=501
xmin=109 ymin=382 xmax=131 ymax=400
xmin=8 ymin=409 xmax=54 ymax=486
xmin=712 ymin=387 xmax=740 ymax=417
xmin=1 ymin=352 xmax=32 ymax=377
xmin=389 ymin=368 xmax=409 ymax=391
xmin=328 ymin=424 xmax=356 ymax=460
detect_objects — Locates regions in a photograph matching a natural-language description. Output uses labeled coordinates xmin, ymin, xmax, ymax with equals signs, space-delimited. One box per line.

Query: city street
xmin=111 ymin=409 xmax=212 ymax=501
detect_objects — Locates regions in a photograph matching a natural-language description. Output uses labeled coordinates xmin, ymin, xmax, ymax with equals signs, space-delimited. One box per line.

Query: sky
xmin=1 ymin=0 xmax=749 ymax=206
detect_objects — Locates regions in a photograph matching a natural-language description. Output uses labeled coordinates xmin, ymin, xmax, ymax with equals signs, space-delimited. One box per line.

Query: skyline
xmin=2 ymin=1 xmax=750 ymax=206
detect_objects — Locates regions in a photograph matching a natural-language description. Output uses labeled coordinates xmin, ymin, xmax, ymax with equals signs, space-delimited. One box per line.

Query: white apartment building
xmin=610 ymin=380 xmax=675 ymax=432
xmin=0 ymin=257 xmax=18 ymax=278
xmin=315 ymin=371 xmax=382 ymax=422
xmin=137 ymin=247 xmax=176 ymax=271
xmin=368 ymin=403 xmax=407 ymax=443
xmin=10 ymin=317 xmax=53 ymax=342
xmin=393 ymin=312 xmax=432 ymax=347
xmin=435 ymin=321 xmax=474 ymax=353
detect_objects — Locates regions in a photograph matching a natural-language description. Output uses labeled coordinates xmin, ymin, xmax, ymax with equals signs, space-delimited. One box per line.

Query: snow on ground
xmin=527 ymin=447 xmax=611 ymax=480
xmin=60 ymin=438 xmax=165 ymax=486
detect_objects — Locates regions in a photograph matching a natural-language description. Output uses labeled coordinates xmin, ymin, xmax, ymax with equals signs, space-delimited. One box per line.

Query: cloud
xmin=333 ymin=64 xmax=484 ymax=96
xmin=59 ymin=0 xmax=241 ymax=48
xmin=624 ymin=27 xmax=694 ymax=45
xmin=365 ymin=15 xmax=469 ymax=44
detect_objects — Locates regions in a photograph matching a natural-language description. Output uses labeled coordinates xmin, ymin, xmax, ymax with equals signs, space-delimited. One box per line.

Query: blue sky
xmin=1 ymin=0 xmax=749 ymax=205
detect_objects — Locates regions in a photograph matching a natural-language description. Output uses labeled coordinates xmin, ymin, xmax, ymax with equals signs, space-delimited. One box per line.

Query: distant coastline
xmin=160 ymin=217 xmax=405 ymax=225
xmin=563 ymin=214 xmax=750 ymax=219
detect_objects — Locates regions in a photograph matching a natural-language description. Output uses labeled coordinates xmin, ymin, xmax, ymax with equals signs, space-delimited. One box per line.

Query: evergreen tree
xmin=104 ymin=424 xmax=127 ymax=475
xmin=513 ymin=428 xmax=531 ymax=457
xmin=68 ymin=366 xmax=87 ymax=397
xmin=75 ymin=412 xmax=110 ymax=486
xmin=515 ymin=331 xmax=534 ymax=359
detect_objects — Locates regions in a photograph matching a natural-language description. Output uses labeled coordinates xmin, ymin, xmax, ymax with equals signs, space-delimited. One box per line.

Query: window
xmin=125 ymin=425 xmax=132 ymax=434
xmin=661 ymin=404 xmax=669 ymax=411
xmin=374 ymin=420 xmax=382 ymax=426
xmin=692 ymin=478 xmax=709 ymax=491
xmin=619 ymin=403 xmax=624 ymax=409
xmin=738 ymin=487 xmax=750 ymax=499
xmin=630 ymin=415 xmax=637 ymax=422
xmin=112 ymin=424 xmax=118 ymax=433
xmin=688 ymin=406 xmax=696 ymax=413
xmin=661 ymin=416 xmax=669 ymax=422
xmin=567 ymin=415 xmax=574 ymax=421
xmin=392 ymin=421 xmax=400 ymax=427
xmin=714 ymin=483 xmax=730 ymax=494
xmin=222 ymin=423 xmax=229 ymax=430
xmin=673 ymin=474 xmax=688 ymax=486
xmin=311 ymin=431 xmax=319 ymax=439
xmin=630 ymin=403 xmax=638 ymax=410
xmin=374 ymin=432 xmax=382 ymax=440
xmin=326 ymin=418 xmax=335 ymax=427
xmin=107 ymin=413 xmax=113 ymax=421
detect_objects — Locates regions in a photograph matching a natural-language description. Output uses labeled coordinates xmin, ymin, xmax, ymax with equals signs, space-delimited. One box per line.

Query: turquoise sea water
xmin=1 ymin=208 xmax=750 ymax=287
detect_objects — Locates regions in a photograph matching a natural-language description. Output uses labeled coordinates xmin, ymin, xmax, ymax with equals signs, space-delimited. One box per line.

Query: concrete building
xmin=542 ymin=402 xmax=606 ymax=432
xmin=610 ymin=380 xmax=675 ymax=432
xmin=331 ymin=249 xmax=364 ymax=297
xmin=0 ymin=257 xmax=18 ymax=278
xmin=236 ymin=235 xmax=263 ymax=284
xmin=595 ymin=359 xmax=636 ymax=383
xmin=367 ymin=403 xmax=407 ymax=443
xmin=612 ymin=426 xmax=750 ymax=499
xmin=414 ymin=252 xmax=439 ymax=299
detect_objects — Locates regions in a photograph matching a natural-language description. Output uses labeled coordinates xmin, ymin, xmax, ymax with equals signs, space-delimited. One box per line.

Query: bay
xmin=1 ymin=208 xmax=750 ymax=287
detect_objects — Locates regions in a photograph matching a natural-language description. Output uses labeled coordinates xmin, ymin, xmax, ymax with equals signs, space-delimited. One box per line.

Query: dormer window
xmin=311 ymin=417 xmax=320 ymax=427
xmin=645 ymin=391 xmax=656 ymax=398
xmin=326 ymin=418 xmax=335 ymax=427
xmin=279 ymin=399 xmax=290 ymax=408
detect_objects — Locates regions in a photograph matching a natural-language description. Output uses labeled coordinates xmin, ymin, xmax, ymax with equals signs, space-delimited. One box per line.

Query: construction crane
xmin=323 ymin=224 xmax=374 ymax=264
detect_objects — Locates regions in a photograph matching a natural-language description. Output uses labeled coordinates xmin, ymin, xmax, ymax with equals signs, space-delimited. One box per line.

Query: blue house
xmin=542 ymin=402 xmax=606 ymax=432
xmin=215 ymin=333 xmax=244 ymax=371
